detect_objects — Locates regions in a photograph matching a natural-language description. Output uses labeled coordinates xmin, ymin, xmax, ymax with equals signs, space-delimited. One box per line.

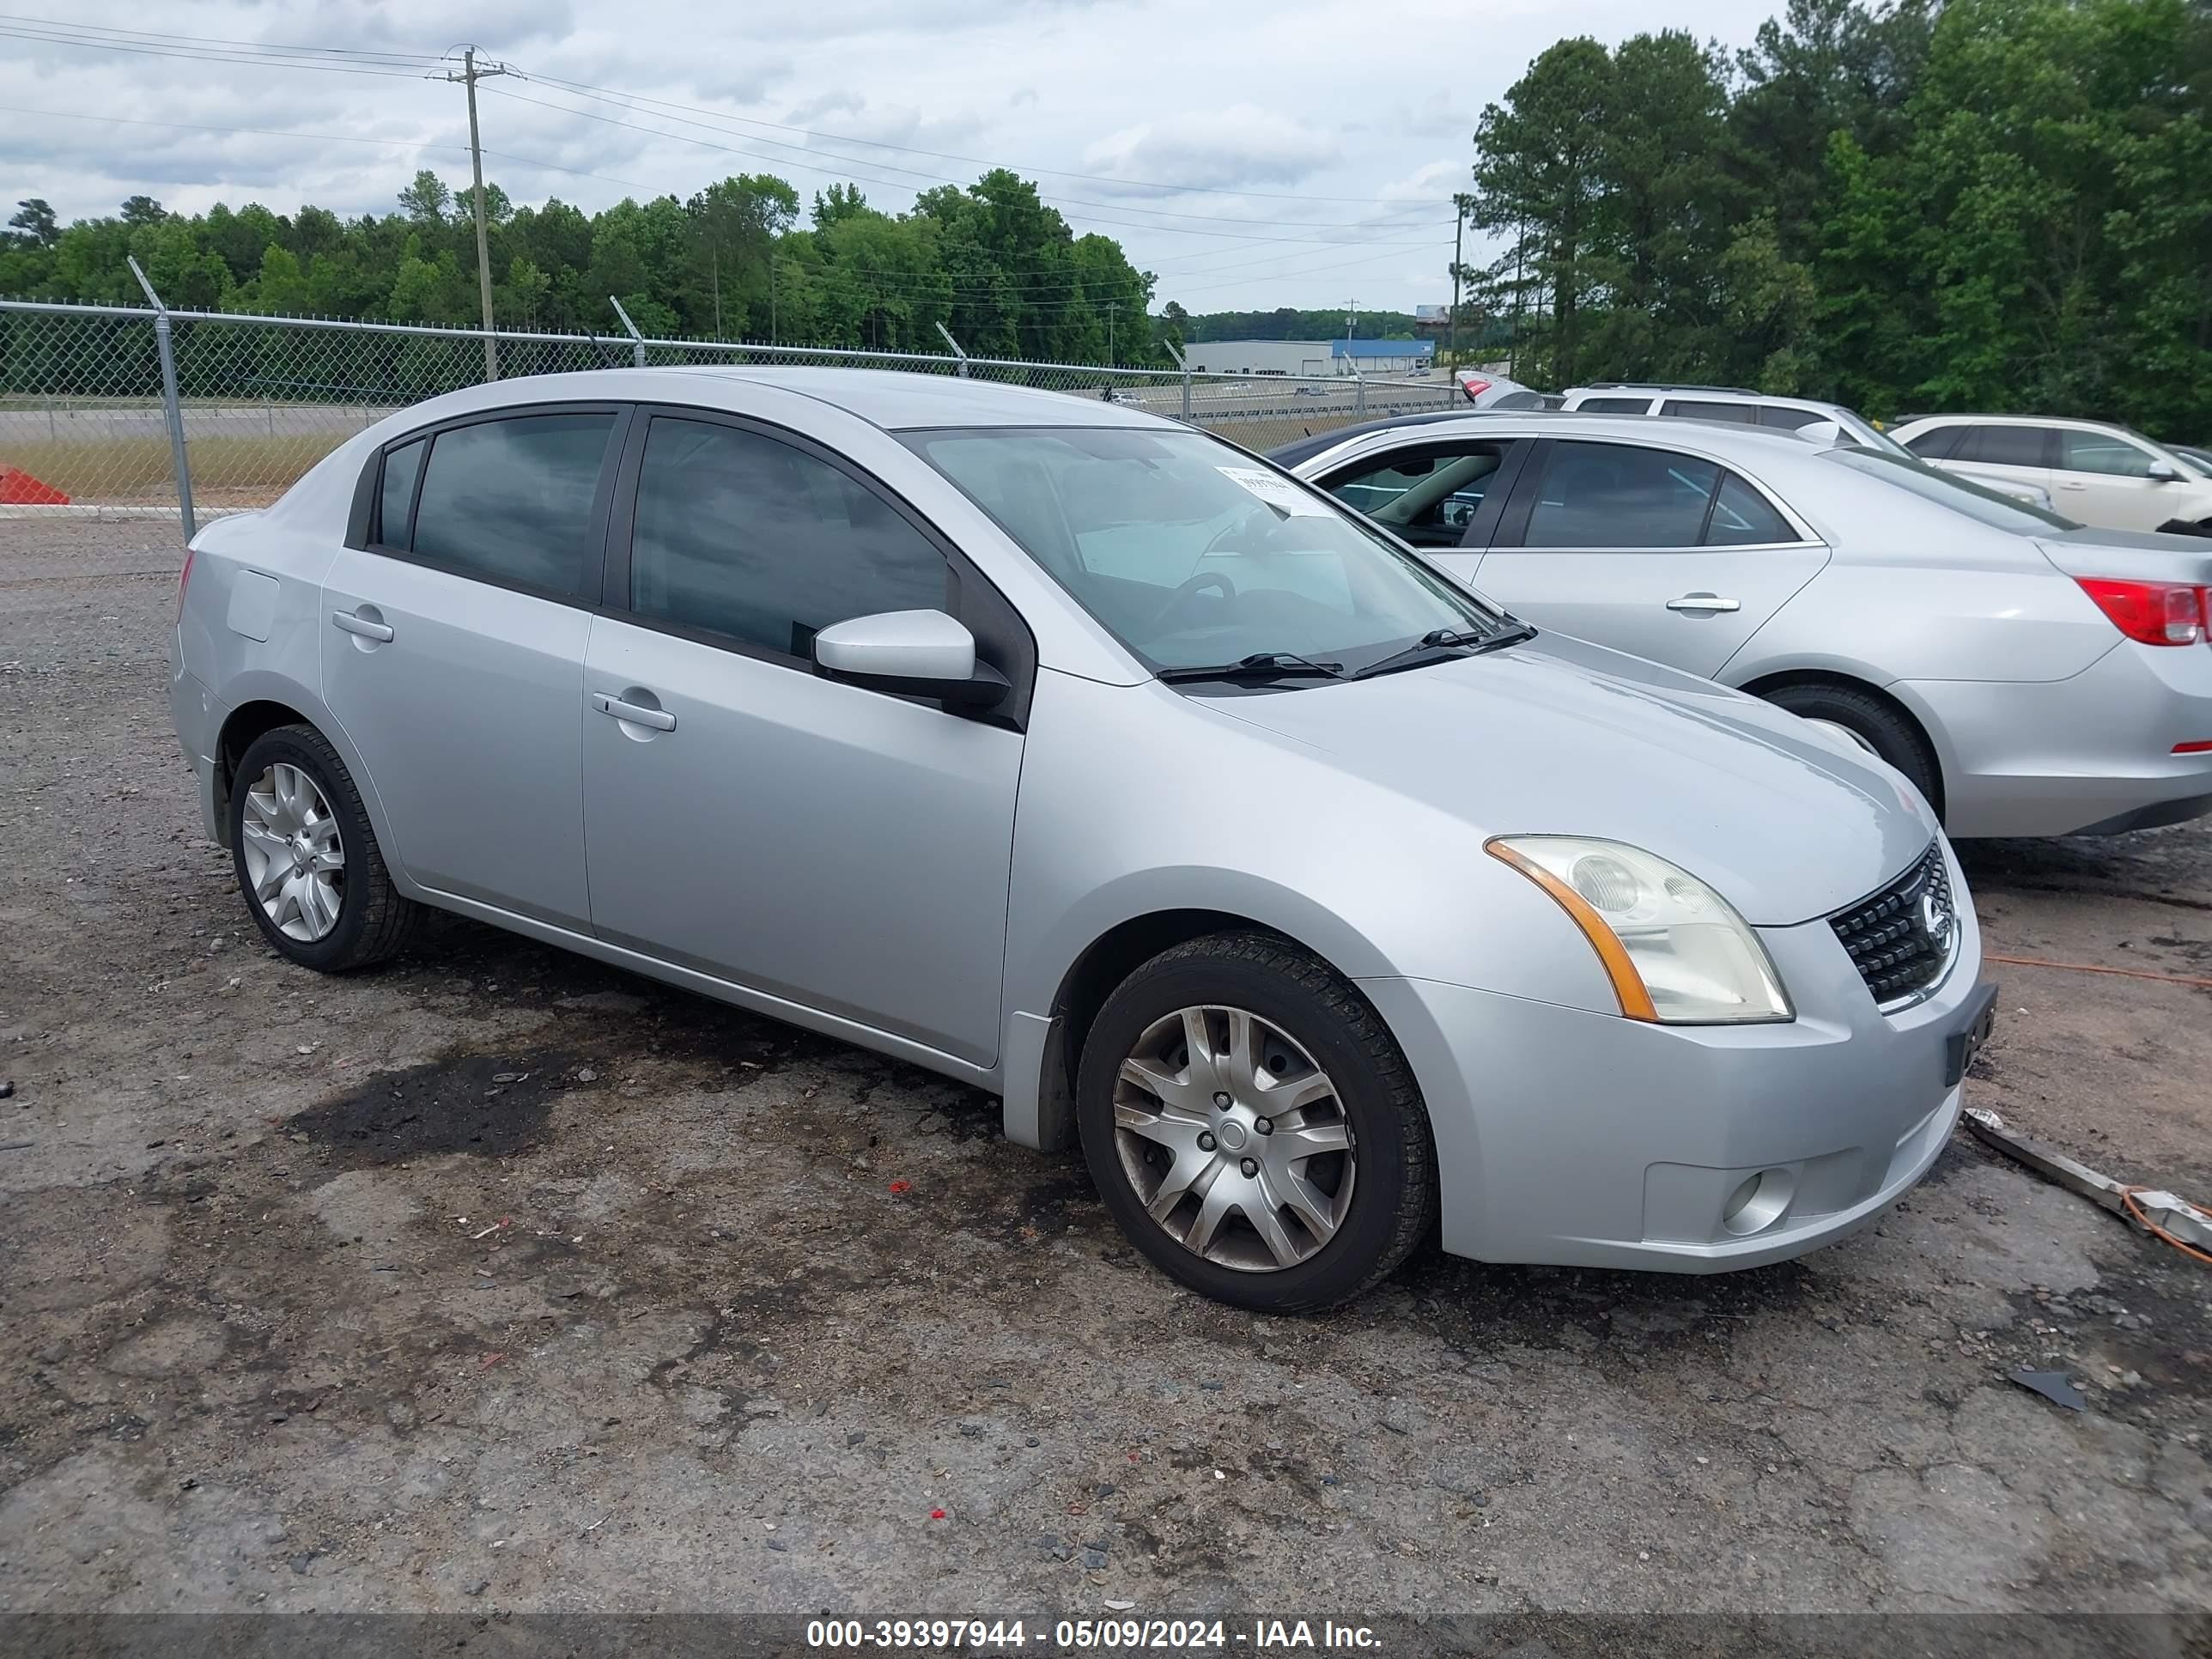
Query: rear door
xmin=321 ymin=405 xmax=625 ymax=931
xmin=2051 ymin=428 xmax=2178 ymax=531
xmin=1941 ymin=423 xmax=2056 ymax=500
xmin=1472 ymin=437 xmax=1829 ymax=678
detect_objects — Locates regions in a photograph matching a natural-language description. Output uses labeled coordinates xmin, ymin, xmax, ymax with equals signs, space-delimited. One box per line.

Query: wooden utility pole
xmin=444 ymin=46 xmax=513 ymax=380
xmin=1447 ymin=195 xmax=1466 ymax=368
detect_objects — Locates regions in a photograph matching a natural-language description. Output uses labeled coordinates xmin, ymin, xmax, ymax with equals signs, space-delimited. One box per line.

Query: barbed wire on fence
xmin=1 ymin=293 xmax=1461 ymax=528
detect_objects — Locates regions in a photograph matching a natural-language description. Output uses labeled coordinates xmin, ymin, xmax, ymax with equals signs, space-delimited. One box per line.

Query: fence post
xmin=934 ymin=322 xmax=970 ymax=378
xmin=1163 ymin=342 xmax=1191 ymax=420
xmin=609 ymin=297 xmax=647 ymax=368
xmin=128 ymin=256 xmax=195 ymax=542
xmin=1350 ymin=362 xmax=1367 ymax=417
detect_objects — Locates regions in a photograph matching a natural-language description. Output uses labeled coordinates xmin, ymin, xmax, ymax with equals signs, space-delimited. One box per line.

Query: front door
xmin=2052 ymin=428 xmax=2179 ymax=531
xmin=1470 ymin=438 xmax=1829 ymax=678
xmin=1310 ymin=435 xmax=1526 ymax=591
xmin=580 ymin=411 xmax=1024 ymax=1066
xmin=320 ymin=407 xmax=623 ymax=931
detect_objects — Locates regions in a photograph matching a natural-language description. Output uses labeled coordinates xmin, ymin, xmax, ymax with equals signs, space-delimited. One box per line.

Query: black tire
xmin=1075 ymin=932 xmax=1436 ymax=1313
xmin=1762 ymin=682 xmax=1943 ymax=816
xmin=228 ymin=723 xmax=420 ymax=971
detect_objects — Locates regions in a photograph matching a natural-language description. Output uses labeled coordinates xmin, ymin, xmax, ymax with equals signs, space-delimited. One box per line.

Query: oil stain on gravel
xmin=288 ymin=1051 xmax=592 ymax=1164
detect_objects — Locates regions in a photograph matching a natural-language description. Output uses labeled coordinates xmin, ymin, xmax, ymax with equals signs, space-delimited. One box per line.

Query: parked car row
xmin=176 ymin=367 xmax=2178 ymax=1318
xmin=1277 ymin=410 xmax=2212 ymax=839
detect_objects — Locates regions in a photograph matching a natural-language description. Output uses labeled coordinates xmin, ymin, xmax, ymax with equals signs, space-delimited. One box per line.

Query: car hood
xmin=1205 ymin=634 xmax=1938 ymax=927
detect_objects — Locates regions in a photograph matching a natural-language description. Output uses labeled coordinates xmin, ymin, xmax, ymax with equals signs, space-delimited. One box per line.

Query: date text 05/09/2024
xmin=803 ymin=1618 xmax=1384 ymax=1650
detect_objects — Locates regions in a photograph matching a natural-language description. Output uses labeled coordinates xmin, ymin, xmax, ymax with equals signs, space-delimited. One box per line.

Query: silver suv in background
xmin=1890 ymin=414 xmax=2212 ymax=536
xmin=170 ymin=369 xmax=1990 ymax=1310
xmin=1284 ymin=411 xmax=2212 ymax=839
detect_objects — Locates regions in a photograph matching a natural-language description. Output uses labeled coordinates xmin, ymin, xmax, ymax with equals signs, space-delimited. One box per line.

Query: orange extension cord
xmin=1983 ymin=951 xmax=2212 ymax=992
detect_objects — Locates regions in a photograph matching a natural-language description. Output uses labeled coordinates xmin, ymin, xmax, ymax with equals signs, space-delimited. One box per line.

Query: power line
xmin=0 ymin=24 xmax=434 ymax=78
xmin=483 ymin=87 xmax=1446 ymax=246
xmin=487 ymin=84 xmax=1444 ymax=234
xmin=0 ymin=10 xmax=447 ymax=64
xmin=0 ymin=103 xmax=647 ymax=191
xmin=0 ymin=15 xmax=1448 ymax=209
xmin=518 ymin=68 xmax=1444 ymax=207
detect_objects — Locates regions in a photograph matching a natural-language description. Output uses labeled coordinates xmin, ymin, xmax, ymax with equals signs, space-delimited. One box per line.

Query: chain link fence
xmin=2 ymin=284 xmax=1459 ymax=532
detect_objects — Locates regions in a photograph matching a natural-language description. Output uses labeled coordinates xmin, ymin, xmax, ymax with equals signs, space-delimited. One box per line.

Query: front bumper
xmin=1362 ymin=847 xmax=1987 ymax=1272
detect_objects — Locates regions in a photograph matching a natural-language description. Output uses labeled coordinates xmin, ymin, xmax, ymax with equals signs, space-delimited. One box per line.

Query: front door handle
xmin=1666 ymin=593 xmax=1741 ymax=613
xmin=2058 ymin=480 xmax=2087 ymax=490
xmin=331 ymin=610 xmax=395 ymax=642
xmin=592 ymin=692 xmax=677 ymax=732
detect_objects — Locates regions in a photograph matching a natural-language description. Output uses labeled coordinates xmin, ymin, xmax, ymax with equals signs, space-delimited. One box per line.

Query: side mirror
xmin=2147 ymin=460 xmax=2180 ymax=483
xmin=813 ymin=610 xmax=1010 ymax=710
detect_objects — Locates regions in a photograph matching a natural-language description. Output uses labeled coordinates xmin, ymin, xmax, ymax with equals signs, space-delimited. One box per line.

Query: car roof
xmin=1892 ymin=412 xmax=2129 ymax=430
xmin=1269 ymin=409 xmax=1826 ymax=465
xmin=394 ymin=364 xmax=1176 ymax=434
xmin=1264 ymin=408 xmax=1526 ymax=466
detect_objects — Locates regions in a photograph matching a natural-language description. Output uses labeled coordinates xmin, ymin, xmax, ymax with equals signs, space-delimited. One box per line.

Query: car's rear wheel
xmin=1075 ymin=932 xmax=1435 ymax=1312
xmin=229 ymin=724 xmax=419 ymax=971
xmin=1762 ymin=683 xmax=1943 ymax=816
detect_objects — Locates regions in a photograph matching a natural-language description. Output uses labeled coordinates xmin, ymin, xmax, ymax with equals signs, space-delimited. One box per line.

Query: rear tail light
xmin=176 ymin=544 xmax=197 ymax=621
xmin=2075 ymin=577 xmax=2205 ymax=646
xmin=1458 ymin=377 xmax=1491 ymax=404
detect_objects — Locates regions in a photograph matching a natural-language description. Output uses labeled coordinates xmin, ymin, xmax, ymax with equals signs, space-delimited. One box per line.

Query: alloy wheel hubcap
xmin=240 ymin=763 xmax=345 ymax=942
xmin=1111 ymin=1005 xmax=1355 ymax=1273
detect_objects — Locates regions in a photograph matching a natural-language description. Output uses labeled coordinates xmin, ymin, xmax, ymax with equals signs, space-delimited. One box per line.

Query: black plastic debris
xmin=2008 ymin=1369 xmax=2087 ymax=1412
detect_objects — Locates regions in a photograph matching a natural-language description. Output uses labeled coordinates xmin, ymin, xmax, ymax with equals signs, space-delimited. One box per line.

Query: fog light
xmin=1720 ymin=1168 xmax=1795 ymax=1237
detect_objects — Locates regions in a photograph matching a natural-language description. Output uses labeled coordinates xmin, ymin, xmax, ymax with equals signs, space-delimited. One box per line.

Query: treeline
xmin=0 ymin=168 xmax=1163 ymax=365
xmin=1469 ymin=0 xmax=2212 ymax=436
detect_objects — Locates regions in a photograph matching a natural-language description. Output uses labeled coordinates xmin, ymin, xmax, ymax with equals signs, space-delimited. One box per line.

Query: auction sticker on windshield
xmin=1217 ymin=465 xmax=1332 ymax=516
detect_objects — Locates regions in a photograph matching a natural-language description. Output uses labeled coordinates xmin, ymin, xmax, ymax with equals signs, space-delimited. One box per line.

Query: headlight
xmin=1487 ymin=836 xmax=1793 ymax=1024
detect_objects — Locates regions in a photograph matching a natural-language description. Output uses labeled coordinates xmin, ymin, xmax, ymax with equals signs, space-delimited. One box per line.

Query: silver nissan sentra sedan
xmin=168 ymin=369 xmax=1993 ymax=1311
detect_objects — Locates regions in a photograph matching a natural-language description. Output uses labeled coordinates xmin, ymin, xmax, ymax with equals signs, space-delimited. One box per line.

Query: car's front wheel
xmin=1076 ymin=933 xmax=1436 ymax=1312
xmin=228 ymin=724 xmax=419 ymax=971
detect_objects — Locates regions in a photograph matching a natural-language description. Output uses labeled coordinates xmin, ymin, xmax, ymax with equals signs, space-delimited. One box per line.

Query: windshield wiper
xmin=1352 ymin=623 xmax=1534 ymax=680
xmin=1157 ymin=651 xmax=1346 ymax=684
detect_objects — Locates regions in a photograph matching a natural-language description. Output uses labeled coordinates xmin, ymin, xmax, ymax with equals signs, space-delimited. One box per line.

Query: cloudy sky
xmin=1 ymin=0 xmax=1778 ymax=315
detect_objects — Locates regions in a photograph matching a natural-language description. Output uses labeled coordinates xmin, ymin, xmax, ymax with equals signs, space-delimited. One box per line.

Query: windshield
xmin=1823 ymin=447 xmax=2079 ymax=532
xmin=904 ymin=426 xmax=1510 ymax=675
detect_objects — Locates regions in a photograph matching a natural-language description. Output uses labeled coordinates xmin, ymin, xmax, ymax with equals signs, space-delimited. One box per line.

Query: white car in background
xmin=1890 ymin=414 xmax=2212 ymax=537
xmin=1560 ymin=386 xmax=2057 ymax=512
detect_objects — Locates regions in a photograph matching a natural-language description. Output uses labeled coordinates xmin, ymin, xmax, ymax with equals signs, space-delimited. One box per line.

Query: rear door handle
xmin=1666 ymin=593 xmax=1741 ymax=613
xmin=592 ymin=692 xmax=677 ymax=732
xmin=331 ymin=610 xmax=395 ymax=641
xmin=2058 ymin=480 xmax=2087 ymax=490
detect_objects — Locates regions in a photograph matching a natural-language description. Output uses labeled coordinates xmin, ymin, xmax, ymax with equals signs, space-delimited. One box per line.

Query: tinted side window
xmin=376 ymin=438 xmax=424 ymax=549
xmin=1758 ymin=405 xmax=1825 ymax=432
xmin=1577 ymin=396 xmax=1650 ymax=414
xmin=629 ymin=417 xmax=949 ymax=659
xmin=1903 ymin=425 xmax=1964 ymax=459
xmin=410 ymin=413 xmax=617 ymax=599
xmin=1523 ymin=442 xmax=1720 ymax=549
xmin=1662 ymin=399 xmax=1759 ymax=424
xmin=2058 ymin=431 xmax=2154 ymax=477
xmin=1705 ymin=474 xmax=1796 ymax=544
xmin=1960 ymin=425 xmax=2050 ymax=468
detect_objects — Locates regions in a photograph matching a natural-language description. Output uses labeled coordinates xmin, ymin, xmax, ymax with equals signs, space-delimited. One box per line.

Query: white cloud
xmin=1 ymin=0 xmax=1784 ymax=313
xmin=1081 ymin=106 xmax=1340 ymax=193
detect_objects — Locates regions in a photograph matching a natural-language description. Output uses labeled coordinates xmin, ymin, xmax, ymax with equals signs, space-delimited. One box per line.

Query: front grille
xmin=1829 ymin=843 xmax=1957 ymax=1005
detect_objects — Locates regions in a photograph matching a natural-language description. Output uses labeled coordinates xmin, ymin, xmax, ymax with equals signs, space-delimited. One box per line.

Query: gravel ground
xmin=1 ymin=519 xmax=2209 ymax=1623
